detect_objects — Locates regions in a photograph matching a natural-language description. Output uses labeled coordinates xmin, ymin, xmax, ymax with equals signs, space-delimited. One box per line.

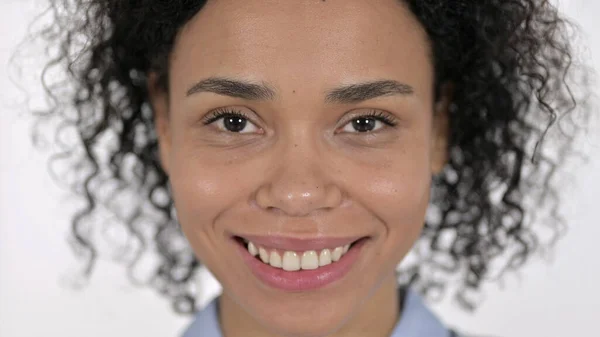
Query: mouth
xmin=231 ymin=234 xmax=370 ymax=291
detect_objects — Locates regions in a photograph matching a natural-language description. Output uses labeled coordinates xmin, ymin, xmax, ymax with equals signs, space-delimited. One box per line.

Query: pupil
xmin=352 ymin=117 xmax=375 ymax=132
xmin=224 ymin=117 xmax=247 ymax=132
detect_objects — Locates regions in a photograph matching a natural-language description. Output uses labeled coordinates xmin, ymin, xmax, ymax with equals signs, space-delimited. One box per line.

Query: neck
xmin=219 ymin=273 xmax=401 ymax=337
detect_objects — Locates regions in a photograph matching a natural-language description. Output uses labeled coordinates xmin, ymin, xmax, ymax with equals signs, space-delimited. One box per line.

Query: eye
xmin=339 ymin=110 xmax=398 ymax=133
xmin=201 ymin=107 xmax=260 ymax=134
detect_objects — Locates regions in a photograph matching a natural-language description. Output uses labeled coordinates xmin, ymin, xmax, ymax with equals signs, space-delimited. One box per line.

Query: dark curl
xmin=24 ymin=0 xmax=590 ymax=314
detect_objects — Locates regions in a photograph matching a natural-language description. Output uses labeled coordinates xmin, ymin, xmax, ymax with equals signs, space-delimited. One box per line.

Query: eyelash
xmin=201 ymin=107 xmax=250 ymax=125
xmin=355 ymin=110 xmax=398 ymax=127
xmin=201 ymin=107 xmax=399 ymax=130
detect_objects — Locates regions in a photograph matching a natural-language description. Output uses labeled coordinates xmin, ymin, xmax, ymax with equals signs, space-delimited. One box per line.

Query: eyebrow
xmin=324 ymin=80 xmax=414 ymax=104
xmin=186 ymin=77 xmax=414 ymax=103
xmin=186 ymin=77 xmax=276 ymax=100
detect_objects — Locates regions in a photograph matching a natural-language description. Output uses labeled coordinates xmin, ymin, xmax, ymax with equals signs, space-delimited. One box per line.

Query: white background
xmin=1 ymin=1 xmax=599 ymax=336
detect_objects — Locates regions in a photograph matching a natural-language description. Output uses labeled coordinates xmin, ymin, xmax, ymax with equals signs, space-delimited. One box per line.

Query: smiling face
xmin=150 ymin=0 xmax=449 ymax=336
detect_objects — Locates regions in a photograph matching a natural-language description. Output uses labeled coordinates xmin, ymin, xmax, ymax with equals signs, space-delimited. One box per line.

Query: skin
xmin=149 ymin=0 xmax=450 ymax=336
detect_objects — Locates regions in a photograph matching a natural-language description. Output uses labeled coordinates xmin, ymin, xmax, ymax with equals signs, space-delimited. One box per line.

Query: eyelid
xmin=201 ymin=107 xmax=398 ymax=134
xmin=201 ymin=107 xmax=251 ymax=125
xmin=337 ymin=109 xmax=399 ymax=131
xmin=200 ymin=107 xmax=265 ymax=135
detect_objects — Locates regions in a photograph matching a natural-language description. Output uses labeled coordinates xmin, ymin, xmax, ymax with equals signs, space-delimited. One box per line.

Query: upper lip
xmin=235 ymin=234 xmax=366 ymax=251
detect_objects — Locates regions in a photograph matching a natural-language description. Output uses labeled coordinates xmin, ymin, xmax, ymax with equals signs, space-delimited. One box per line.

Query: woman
xmin=27 ymin=0 xmax=589 ymax=336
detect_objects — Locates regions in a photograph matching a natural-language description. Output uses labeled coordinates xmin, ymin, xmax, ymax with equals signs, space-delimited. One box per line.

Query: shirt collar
xmin=182 ymin=287 xmax=450 ymax=337
xmin=389 ymin=288 xmax=450 ymax=337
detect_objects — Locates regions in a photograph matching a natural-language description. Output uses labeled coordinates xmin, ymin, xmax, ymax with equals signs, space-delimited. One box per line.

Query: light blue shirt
xmin=182 ymin=287 xmax=462 ymax=337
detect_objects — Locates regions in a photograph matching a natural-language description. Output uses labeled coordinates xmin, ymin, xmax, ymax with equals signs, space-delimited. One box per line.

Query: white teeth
xmin=301 ymin=251 xmax=319 ymax=270
xmin=319 ymin=249 xmax=332 ymax=266
xmin=282 ymin=251 xmax=300 ymax=271
xmin=259 ymin=247 xmax=269 ymax=263
xmin=269 ymin=251 xmax=282 ymax=268
xmin=332 ymin=247 xmax=344 ymax=261
xmin=248 ymin=242 xmax=258 ymax=256
xmin=245 ymin=240 xmax=354 ymax=270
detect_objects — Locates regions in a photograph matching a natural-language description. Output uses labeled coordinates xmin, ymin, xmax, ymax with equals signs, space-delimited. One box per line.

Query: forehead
xmin=170 ymin=0 xmax=433 ymax=99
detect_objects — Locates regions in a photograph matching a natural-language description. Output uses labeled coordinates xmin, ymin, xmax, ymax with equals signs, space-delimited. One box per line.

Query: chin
xmin=252 ymin=300 xmax=359 ymax=337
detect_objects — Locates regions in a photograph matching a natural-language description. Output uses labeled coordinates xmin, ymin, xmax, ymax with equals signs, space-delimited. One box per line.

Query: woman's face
xmin=152 ymin=0 xmax=448 ymax=335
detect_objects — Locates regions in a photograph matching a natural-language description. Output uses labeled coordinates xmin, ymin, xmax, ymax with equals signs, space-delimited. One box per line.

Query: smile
xmin=232 ymin=235 xmax=370 ymax=291
xmin=244 ymin=238 xmax=351 ymax=271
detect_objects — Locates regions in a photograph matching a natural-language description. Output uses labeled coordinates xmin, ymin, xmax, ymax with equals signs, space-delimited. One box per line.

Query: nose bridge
xmin=281 ymin=122 xmax=320 ymax=170
xmin=255 ymin=122 xmax=342 ymax=216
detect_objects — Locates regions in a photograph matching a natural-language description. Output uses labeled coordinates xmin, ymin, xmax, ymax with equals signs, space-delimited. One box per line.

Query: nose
xmin=254 ymin=134 xmax=343 ymax=217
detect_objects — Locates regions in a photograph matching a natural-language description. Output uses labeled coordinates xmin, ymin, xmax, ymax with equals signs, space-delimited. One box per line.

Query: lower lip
xmin=234 ymin=237 xmax=368 ymax=292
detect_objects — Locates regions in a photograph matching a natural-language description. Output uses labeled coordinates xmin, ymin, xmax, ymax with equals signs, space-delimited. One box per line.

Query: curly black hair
xmin=22 ymin=0 xmax=591 ymax=314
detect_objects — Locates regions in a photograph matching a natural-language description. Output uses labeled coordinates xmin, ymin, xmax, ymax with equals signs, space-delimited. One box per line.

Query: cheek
xmin=165 ymin=149 xmax=255 ymax=274
xmin=165 ymin=145 xmax=243 ymax=246
xmin=359 ymin=127 xmax=433 ymax=220
xmin=350 ymin=132 xmax=433 ymax=257
xmin=170 ymin=161 xmax=218 ymax=216
xmin=166 ymin=128 xmax=246 ymax=220
xmin=361 ymin=159 xmax=431 ymax=232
